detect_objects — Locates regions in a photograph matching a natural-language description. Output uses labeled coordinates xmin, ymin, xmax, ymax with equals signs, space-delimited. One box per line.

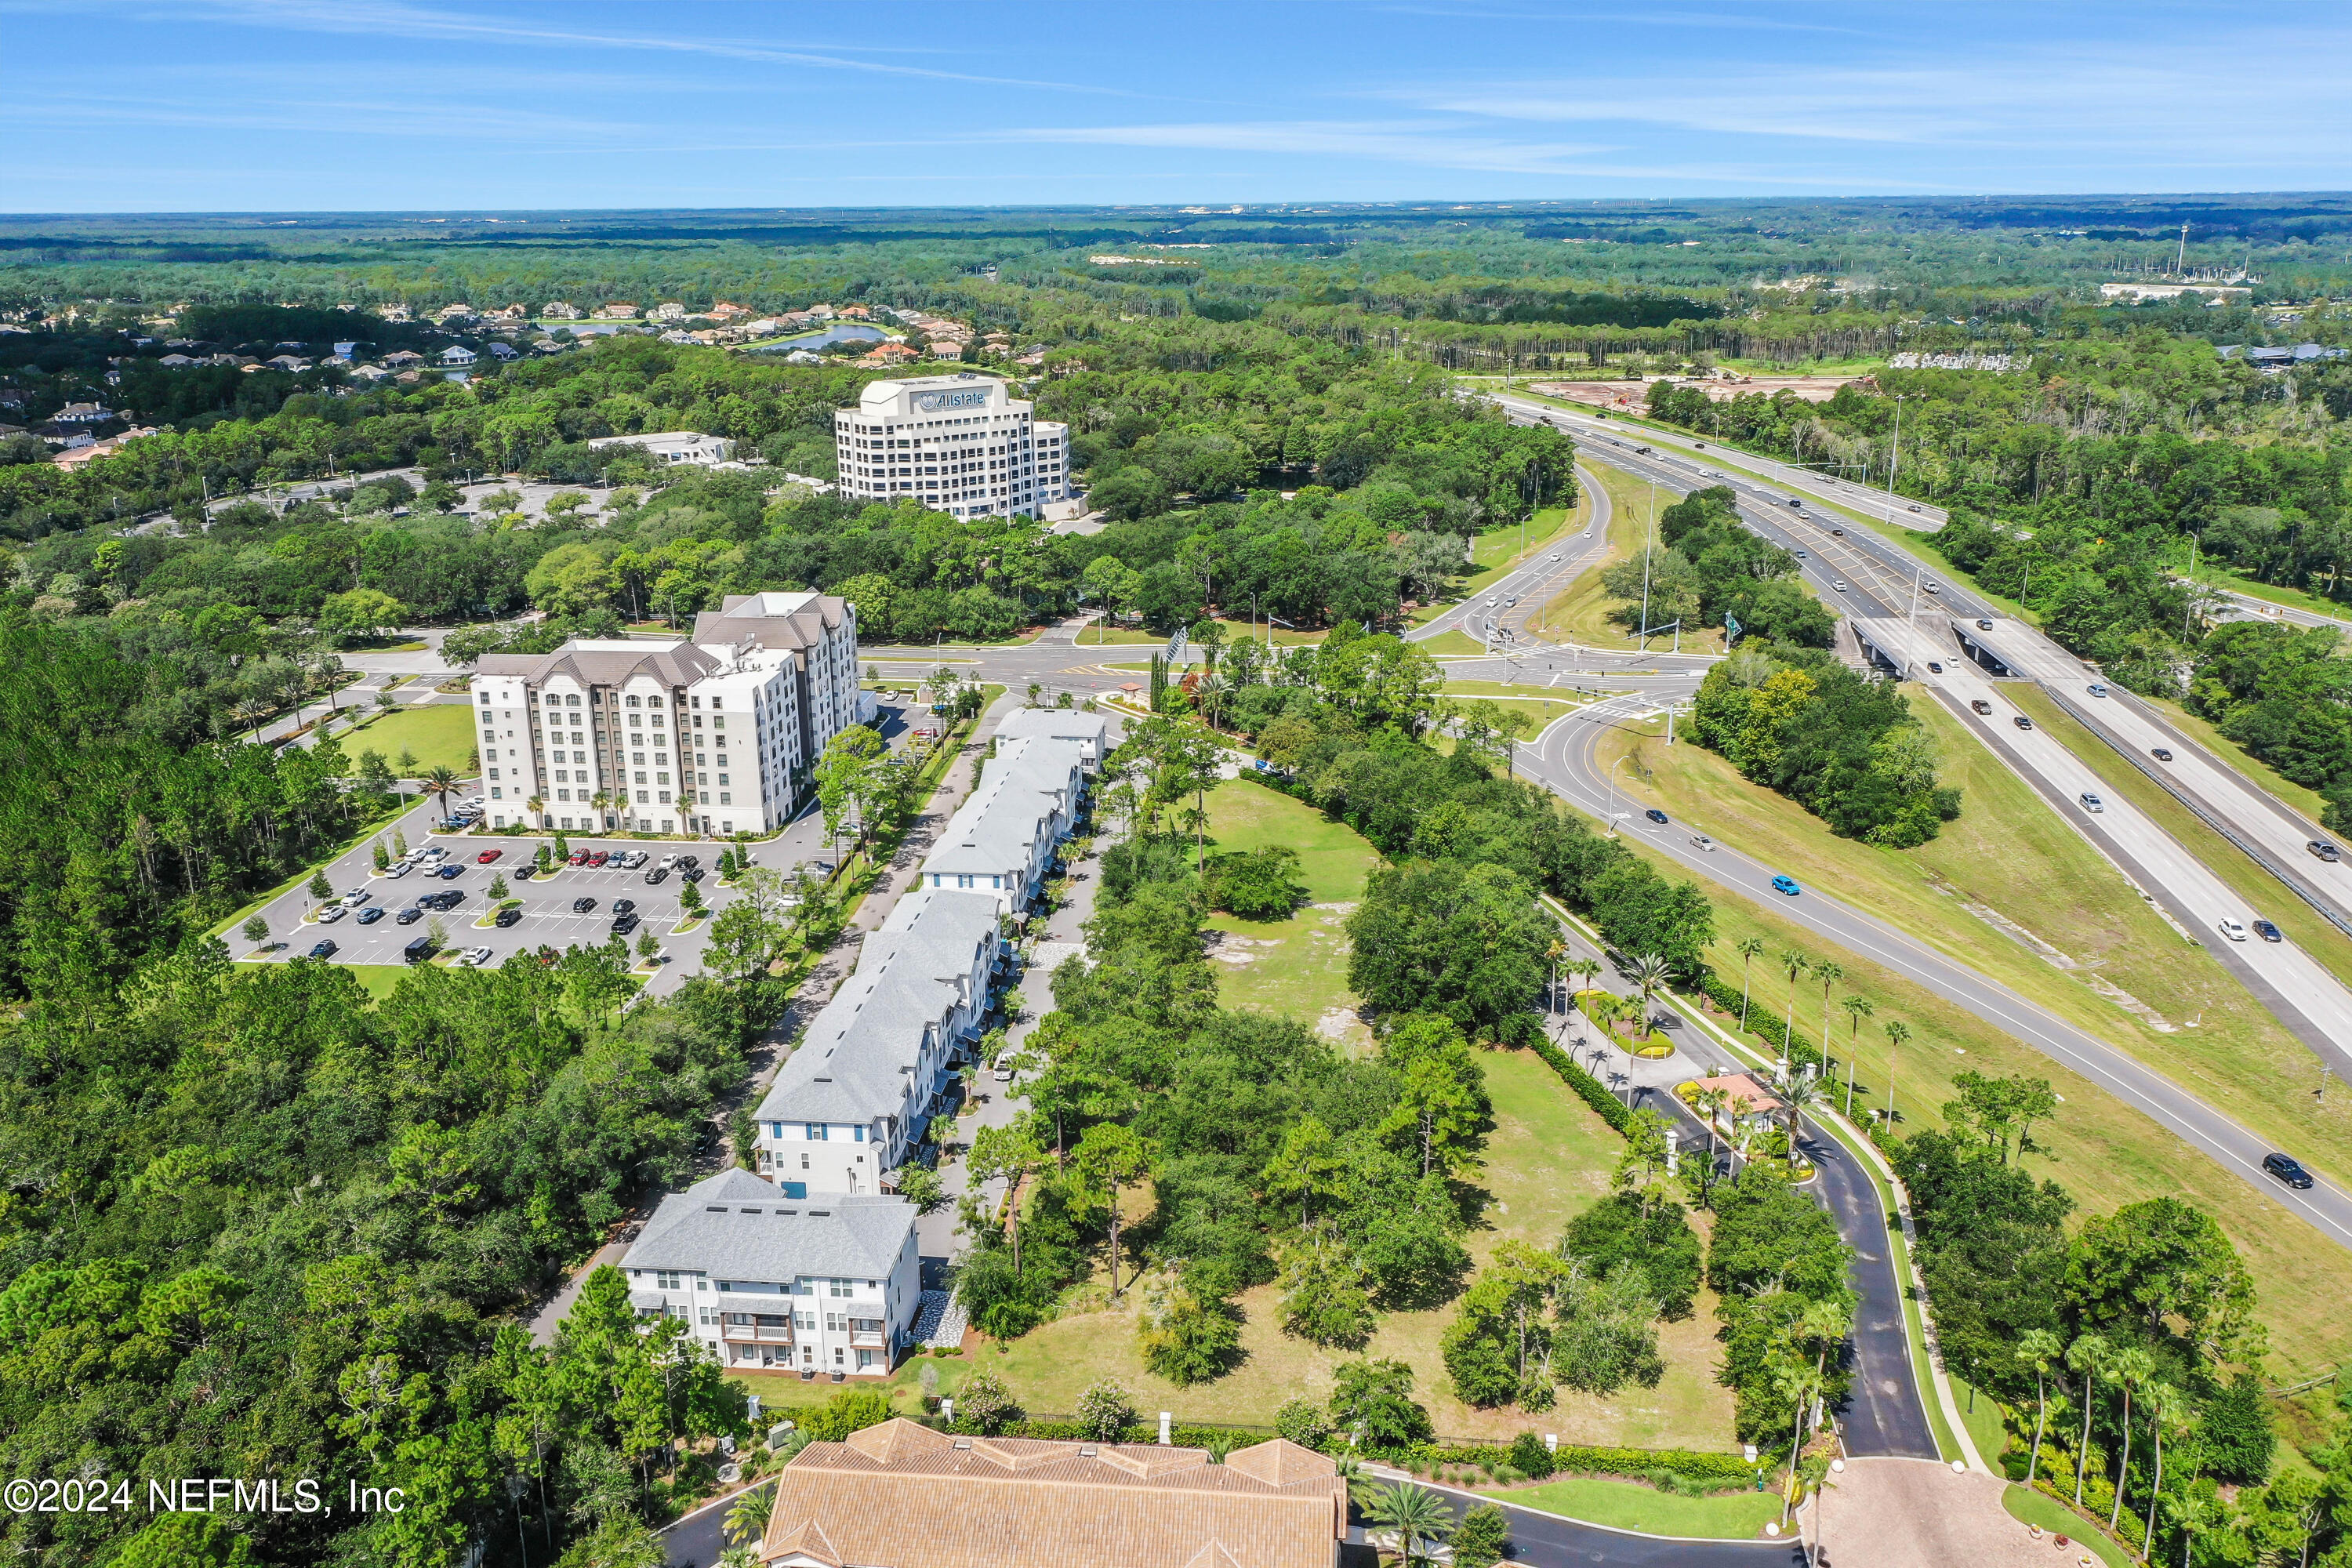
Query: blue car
xmin=437 ymin=863 xmax=463 ymax=880
xmin=307 ymin=939 xmax=339 ymax=959
xmin=1770 ymin=875 xmax=1802 ymax=897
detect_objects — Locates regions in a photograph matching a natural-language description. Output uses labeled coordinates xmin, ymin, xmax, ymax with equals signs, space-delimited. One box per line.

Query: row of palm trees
xmin=2016 ymin=1328 xmax=2196 ymax=1559
xmin=1726 ymin=934 xmax=1915 ymax=1127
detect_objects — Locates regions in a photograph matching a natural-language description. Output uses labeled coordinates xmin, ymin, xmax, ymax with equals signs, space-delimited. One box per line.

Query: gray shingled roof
xmin=691 ymin=592 xmax=849 ymax=654
xmin=993 ymin=708 xmax=1108 ymax=759
xmin=921 ymin=737 xmax=1085 ymax=879
xmin=477 ymin=640 xmax=720 ymax=688
xmin=622 ymin=1168 xmax=914 ymax=1282
xmin=753 ymin=890 xmax=1000 ymax=1127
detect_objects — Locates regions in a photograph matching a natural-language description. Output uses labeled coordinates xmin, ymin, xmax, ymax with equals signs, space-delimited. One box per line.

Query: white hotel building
xmin=470 ymin=592 xmax=859 ymax=836
xmin=833 ymin=373 xmax=1070 ymax=519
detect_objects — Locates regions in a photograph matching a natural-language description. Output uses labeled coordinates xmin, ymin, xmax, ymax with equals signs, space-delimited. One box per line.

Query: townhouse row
xmin=618 ymin=706 xmax=1109 ymax=1377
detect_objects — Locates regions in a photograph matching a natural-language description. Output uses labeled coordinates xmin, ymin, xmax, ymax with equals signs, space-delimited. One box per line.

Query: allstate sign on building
xmin=914 ymin=388 xmax=992 ymax=412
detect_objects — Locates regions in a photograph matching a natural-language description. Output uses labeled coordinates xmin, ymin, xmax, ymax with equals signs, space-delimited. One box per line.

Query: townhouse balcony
xmin=720 ymin=1315 xmax=796 ymax=1344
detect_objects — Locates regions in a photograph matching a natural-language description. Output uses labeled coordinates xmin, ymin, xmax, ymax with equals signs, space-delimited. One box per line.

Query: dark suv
xmin=2263 ymin=1152 xmax=2315 ymax=1190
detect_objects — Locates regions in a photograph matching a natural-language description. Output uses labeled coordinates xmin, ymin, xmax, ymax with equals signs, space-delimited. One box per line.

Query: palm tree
xmin=2140 ymin=1381 xmax=2185 ymax=1558
xmin=281 ymin=666 xmax=310 ymax=733
xmin=524 ymin=793 xmax=545 ymax=828
xmin=1733 ymin=935 xmax=1766 ymax=1031
xmin=1777 ymin=949 xmax=1808 ymax=1064
xmin=423 ymin=765 xmax=459 ymax=822
xmin=1193 ymin=670 xmax=1232 ymax=730
xmin=2016 ymin=1329 xmax=2063 ymax=1491
xmin=2106 ymin=1345 xmax=2156 ymax=1534
xmin=1775 ymin=1069 xmax=1824 ymax=1171
xmin=1812 ymin=960 xmax=1843 ymax=1063
xmin=724 ymin=1479 xmax=776 ymax=1548
xmin=1628 ymin=953 xmax=1671 ymax=1045
xmin=1332 ymin=1454 xmax=1383 ymax=1512
xmin=1367 ymin=1483 xmax=1454 ymax=1568
xmin=2066 ymin=1333 xmax=2111 ymax=1508
xmin=1881 ymin=1019 xmax=1911 ymax=1127
xmin=1839 ymin=995 xmax=1875 ymax=1116
xmin=1693 ymin=1083 xmax=1733 ymax=1196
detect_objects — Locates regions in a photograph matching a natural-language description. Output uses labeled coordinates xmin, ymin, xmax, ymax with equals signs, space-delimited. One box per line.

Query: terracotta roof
xmin=1688 ymin=1072 xmax=1785 ymax=1116
xmin=760 ymin=1419 xmax=1345 ymax=1568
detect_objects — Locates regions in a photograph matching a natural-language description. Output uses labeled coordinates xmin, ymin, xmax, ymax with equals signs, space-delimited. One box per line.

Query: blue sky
xmin=1 ymin=0 xmax=2345 ymax=212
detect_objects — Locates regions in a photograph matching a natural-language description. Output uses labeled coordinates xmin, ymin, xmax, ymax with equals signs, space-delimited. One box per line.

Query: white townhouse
xmin=753 ymin=889 xmax=1003 ymax=1196
xmin=832 ymin=373 xmax=1069 ymax=520
xmin=470 ymin=591 xmax=858 ymax=837
xmin=991 ymin=706 xmax=1109 ymax=771
xmin=620 ymin=1169 xmax=920 ymax=1378
xmin=918 ymin=735 xmax=1089 ymax=913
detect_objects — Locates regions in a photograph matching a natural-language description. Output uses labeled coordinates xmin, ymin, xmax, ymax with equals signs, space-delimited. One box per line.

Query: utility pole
xmin=1637 ymin=477 xmax=1656 ymax=650
xmin=1882 ymin=394 xmax=1907 ymax=524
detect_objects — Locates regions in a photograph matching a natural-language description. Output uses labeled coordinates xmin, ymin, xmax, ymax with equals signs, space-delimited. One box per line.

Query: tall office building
xmin=833 ymin=373 xmax=1069 ymax=519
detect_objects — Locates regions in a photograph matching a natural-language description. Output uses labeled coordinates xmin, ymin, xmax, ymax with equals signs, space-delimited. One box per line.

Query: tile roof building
xmin=833 ymin=373 xmax=1069 ymax=520
xmin=918 ymin=734 xmax=1090 ymax=913
xmin=619 ymin=1169 xmax=920 ymax=1377
xmin=759 ymin=1419 xmax=1348 ymax=1568
xmin=470 ymin=591 xmax=858 ymax=836
xmin=752 ymin=888 xmax=1003 ymax=1195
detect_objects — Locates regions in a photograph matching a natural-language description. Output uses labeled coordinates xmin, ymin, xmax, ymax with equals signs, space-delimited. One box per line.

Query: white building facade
xmin=917 ymin=735 xmax=1089 ymax=913
xmin=833 ymin=373 xmax=1069 ymax=520
xmin=621 ymin=1169 xmax=920 ymax=1377
xmin=471 ymin=592 xmax=858 ymax=836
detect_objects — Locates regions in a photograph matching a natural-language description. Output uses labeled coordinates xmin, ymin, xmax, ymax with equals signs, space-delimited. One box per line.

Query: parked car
xmin=356 ymin=906 xmax=386 ymax=924
xmin=611 ymin=912 xmax=640 ymax=936
xmin=2263 ymin=1152 xmax=2316 ymax=1189
xmin=572 ymin=897 xmax=597 ymax=913
xmin=494 ymin=906 xmax=522 ymax=928
xmin=1971 ymin=699 xmax=1993 ymax=715
xmin=2220 ymin=917 xmax=2249 ymax=942
xmin=1690 ymin=834 xmax=1717 ymax=851
xmin=437 ymin=863 xmax=463 ymax=879
xmin=2152 ymin=748 xmax=2174 ymax=761
xmin=618 ymin=851 xmax=648 ymax=869
xmin=681 ymin=866 xmax=706 ymax=884
xmin=612 ymin=898 xmax=637 ymax=916
xmin=316 ymin=905 xmax=347 ymax=924
xmin=1643 ymin=808 xmax=1668 ymax=826
xmin=397 ymin=907 xmax=423 ymax=925
xmin=2310 ymin=840 xmax=2341 ymax=862
xmin=403 ymin=935 xmax=435 ymax=964
xmin=458 ymin=946 xmax=495 ymax=967
xmin=568 ymin=851 xmax=591 ymax=866
xmin=1770 ymin=875 xmax=1802 ymax=896
xmin=307 ymin=939 xmax=339 ymax=960
xmin=477 ymin=849 xmax=503 ymax=864
xmin=2014 ymin=716 xmax=2035 ymax=730
xmin=587 ymin=851 xmax=611 ymax=867
xmin=657 ymin=854 xmax=682 ymax=871
xmin=386 ymin=862 xmax=412 ymax=878
xmin=2079 ymin=793 xmax=2104 ymax=813
xmin=678 ymin=855 xmax=702 ymax=870
xmin=2253 ymin=920 xmax=2283 ymax=943
xmin=644 ymin=867 xmax=670 ymax=885
xmin=339 ymin=888 xmax=372 ymax=908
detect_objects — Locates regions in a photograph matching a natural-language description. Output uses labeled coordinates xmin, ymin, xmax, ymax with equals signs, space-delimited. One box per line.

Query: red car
xmin=587 ymin=851 xmax=611 ymax=867
xmin=476 ymin=849 xmax=503 ymax=864
xmin=567 ymin=850 xmax=591 ymax=866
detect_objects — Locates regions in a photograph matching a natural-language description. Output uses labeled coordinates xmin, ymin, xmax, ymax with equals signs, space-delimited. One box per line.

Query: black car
xmin=677 ymin=855 xmax=702 ymax=870
xmin=1926 ymin=662 xmax=1944 ymax=673
xmin=680 ymin=866 xmax=706 ymax=883
xmin=1643 ymin=808 xmax=1669 ymax=826
xmin=2263 ymin=1152 xmax=2316 ymax=1190
xmin=396 ymin=906 xmax=423 ymax=925
xmin=426 ymin=889 xmax=465 ymax=911
xmin=644 ymin=867 xmax=670 ymax=885
xmin=2014 ymin=716 xmax=2035 ymax=730
xmin=495 ymin=906 xmax=523 ymax=928
xmin=356 ymin=906 xmax=386 ymax=924
xmin=612 ymin=898 xmax=637 ymax=916
xmin=572 ymin=897 xmax=597 ymax=913
xmin=307 ymin=939 xmax=339 ymax=960
xmin=2152 ymin=748 xmax=2174 ymax=761
xmin=611 ymin=912 xmax=640 ymax=936
xmin=2253 ymin=919 xmax=2283 ymax=943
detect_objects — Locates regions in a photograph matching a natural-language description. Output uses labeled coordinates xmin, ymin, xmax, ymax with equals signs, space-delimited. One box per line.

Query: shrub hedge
xmin=1527 ymin=1032 xmax=1635 ymax=1133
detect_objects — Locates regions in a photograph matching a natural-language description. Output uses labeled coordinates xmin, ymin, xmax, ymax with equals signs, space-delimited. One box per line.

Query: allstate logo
xmin=915 ymin=389 xmax=990 ymax=412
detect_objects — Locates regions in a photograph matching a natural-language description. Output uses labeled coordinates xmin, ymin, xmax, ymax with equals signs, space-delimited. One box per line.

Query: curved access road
xmin=1515 ymin=694 xmax=2352 ymax=1255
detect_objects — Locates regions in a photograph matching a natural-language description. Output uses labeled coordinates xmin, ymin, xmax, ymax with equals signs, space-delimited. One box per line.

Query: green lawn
xmin=339 ymin=702 xmax=478 ymax=775
xmin=1534 ymin=463 xmax=1726 ymax=654
xmin=346 ymin=964 xmax=416 ymax=1004
xmin=1948 ymin=1373 xmax=2009 ymax=1474
xmin=1589 ymin=721 xmax=2352 ymax=1393
xmin=1481 ymin=1475 xmax=1782 ymax=1538
xmin=1417 ymin=630 xmax=1491 ymax=655
xmin=2002 ymin=1484 xmax=2138 ymax=1568
xmin=1200 ymin=778 xmax=1381 ymax=1031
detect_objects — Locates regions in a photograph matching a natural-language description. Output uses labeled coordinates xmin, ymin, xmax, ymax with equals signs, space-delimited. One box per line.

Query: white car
xmin=658 ymin=853 xmax=682 ymax=871
xmin=385 ymin=862 xmax=412 ymax=878
xmin=1832 ymin=579 xmax=1849 ymax=593
xmin=458 ymin=946 xmax=496 ymax=967
xmin=340 ymin=888 xmax=373 ymax=908
xmin=1548 ymin=552 xmax=1561 ymax=561
xmin=317 ymin=904 xmax=349 ymax=924
xmin=621 ymin=851 xmax=649 ymax=869
xmin=1690 ymin=834 xmax=1717 ymax=851
xmin=1922 ymin=583 xmax=1942 ymax=595
xmin=2220 ymin=918 xmax=2249 ymax=942
xmin=2079 ymin=793 xmax=2104 ymax=813
xmin=419 ymin=846 xmax=448 ymax=862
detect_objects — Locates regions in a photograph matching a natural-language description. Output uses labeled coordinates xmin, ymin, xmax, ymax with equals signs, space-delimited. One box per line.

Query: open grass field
xmin=1588 ymin=722 xmax=2352 ymax=1401
xmin=989 ymin=1045 xmax=1740 ymax=1447
xmin=1533 ymin=464 xmax=1725 ymax=655
xmin=338 ymin=702 xmax=477 ymax=775
xmin=1479 ymin=1476 xmax=1784 ymax=1539
xmin=1465 ymin=495 xmax=1588 ymax=591
xmin=2009 ymin=685 xmax=2352 ymax=994
xmin=1199 ymin=778 xmax=1380 ymax=1033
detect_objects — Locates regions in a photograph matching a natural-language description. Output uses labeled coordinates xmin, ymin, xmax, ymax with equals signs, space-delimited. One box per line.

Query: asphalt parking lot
xmin=239 ymin=793 xmax=782 ymax=993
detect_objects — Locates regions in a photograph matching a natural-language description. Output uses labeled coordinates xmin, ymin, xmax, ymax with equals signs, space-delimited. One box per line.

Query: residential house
xmin=51 ymin=428 xmax=157 ymax=470
xmin=619 ymin=1169 xmax=920 ymax=1378
xmin=265 ymin=354 xmax=310 ymax=372
xmin=491 ymin=303 xmax=529 ymax=320
xmin=52 ymin=401 xmax=114 ymax=425
xmin=753 ymin=888 xmax=1002 ymax=1194
xmin=382 ymin=350 xmax=424 ymax=368
xmin=757 ymin=1420 xmax=1348 ymax=1568
xmin=486 ymin=342 xmax=521 ymax=361
xmin=376 ymin=303 xmax=412 ymax=322
xmin=710 ymin=301 xmax=753 ymax=320
xmin=929 ymin=342 xmax=966 ymax=361
xmin=437 ymin=303 xmax=476 ymax=322
xmin=543 ymin=301 xmax=581 ymax=319
xmin=157 ymin=354 xmax=198 ymax=368
xmin=350 ymin=364 xmax=392 ymax=383
xmin=597 ymin=302 xmax=640 ymax=320
xmin=916 ymin=735 xmax=1089 ymax=913
xmin=652 ymin=302 xmax=688 ymax=321
xmin=439 ymin=345 xmax=477 ymax=365
xmin=992 ymin=707 xmax=1109 ymax=771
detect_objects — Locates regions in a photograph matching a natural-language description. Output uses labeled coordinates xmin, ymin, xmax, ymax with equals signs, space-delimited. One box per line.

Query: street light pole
xmin=1606 ymin=753 xmax=1636 ymax=837
xmin=1881 ymin=394 xmax=1908 ymax=524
